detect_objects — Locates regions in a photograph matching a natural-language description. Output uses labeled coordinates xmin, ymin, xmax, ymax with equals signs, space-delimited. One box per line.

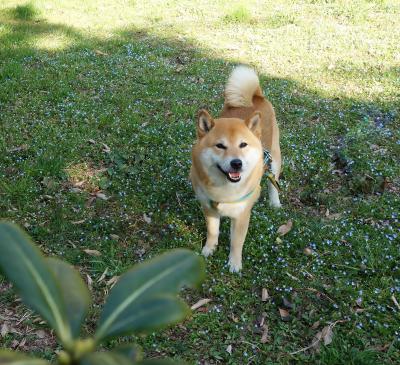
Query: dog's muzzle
xmin=217 ymin=164 xmax=242 ymax=183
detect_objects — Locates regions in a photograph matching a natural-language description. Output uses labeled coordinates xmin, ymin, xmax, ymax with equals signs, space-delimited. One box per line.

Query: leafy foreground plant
xmin=0 ymin=222 xmax=205 ymax=365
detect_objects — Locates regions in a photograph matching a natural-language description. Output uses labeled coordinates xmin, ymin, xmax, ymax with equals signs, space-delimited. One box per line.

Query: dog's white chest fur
xmin=213 ymin=201 xmax=248 ymax=218
xmin=194 ymin=184 xmax=255 ymax=218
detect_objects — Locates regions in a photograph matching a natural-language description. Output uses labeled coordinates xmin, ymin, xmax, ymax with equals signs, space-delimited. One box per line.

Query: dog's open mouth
xmin=217 ymin=165 xmax=241 ymax=183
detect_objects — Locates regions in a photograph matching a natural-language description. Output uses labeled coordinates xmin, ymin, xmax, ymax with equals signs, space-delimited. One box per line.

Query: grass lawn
xmin=1 ymin=0 xmax=399 ymax=363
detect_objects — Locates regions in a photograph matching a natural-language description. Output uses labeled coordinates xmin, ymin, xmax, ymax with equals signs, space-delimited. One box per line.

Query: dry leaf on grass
xmin=86 ymin=274 xmax=93 ymax=291
xmin=94 ymin=49 xmax=108 ymax=56
xmin=319 ymin=325 xmax=333 ymax=346
xmin=35 ymin=330 xmax=46 ymax=339
xmin=106 ymin=275 xmax=119 ymax=287
xmin=101 ymin=143 xmax=111 ymax=153
xmin=261 ymin=288 xmax=270 ymax=301
xmin=277 ymin=220 xmax=293 ymax=236
xmin=311 ymin=320 xmax=320 ymax=330
xmin=83 ymin=249 xmax=101 ymax=257
xmin=1 ymin=323 xmax=9 ymax=337
xmin=326 ymin=210 xmax=341 ymax=220
xmin=303 ymin=247 xmax=314 ymax=256
xmin=260 ymin=325 xmax=269 ymax=343
xmin=391 ymin=295 xmax=400 ymax=310
xmin=97 ymin=267 xmax=109 ymax=283
xmin=143 ymin=213 xmax=152 ymax=224
xmin=72 ymin=219 xmax=86 ymax=225
xmin=8 ymin=144 xmax=28 ymax=153
xmin=191 ymin=298 xmax=212 ymax=311
xmin=95 ymin=192 xmax=108 ymax=200
xmin=291 ymin=320 xmax=346 ymax=355
xmin=279 ymin=308 xmax=290 ymax=321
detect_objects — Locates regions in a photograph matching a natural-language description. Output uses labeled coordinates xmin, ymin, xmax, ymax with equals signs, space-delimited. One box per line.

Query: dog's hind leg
xmin=268 ymin=160 xmax=281 ymax=208
xmin=202 ymin=211 xmax=220 ymax=257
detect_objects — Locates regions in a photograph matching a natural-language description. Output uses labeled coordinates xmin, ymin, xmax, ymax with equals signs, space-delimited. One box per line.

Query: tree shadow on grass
xmin=0 ymin=5 xmax=399 ymax=364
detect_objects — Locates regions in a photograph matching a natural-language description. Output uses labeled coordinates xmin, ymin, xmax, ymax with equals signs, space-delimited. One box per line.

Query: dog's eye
xmin=239 ymin=142 xmax=248 ymax=148
xmin=215 ymin=143 xmax=227 ymax=149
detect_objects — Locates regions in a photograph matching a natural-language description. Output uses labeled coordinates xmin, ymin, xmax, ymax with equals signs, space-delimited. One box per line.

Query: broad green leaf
xmin=80 ymin=352 xmax=133 ymax=365
xmin=0 ymin=350 xmax=50 ymax=364
xmin=95 ymin=249 xmax=204 ymax=342
xmin=113 ymin=343 xmax=142 ymax=362
xmin=100 ymin=295 xmax=189 ymax=339
xmin=0 ymin=222 xmax=72 ymax=346
xmin=46 ymin=258 xmax=91 ymax=338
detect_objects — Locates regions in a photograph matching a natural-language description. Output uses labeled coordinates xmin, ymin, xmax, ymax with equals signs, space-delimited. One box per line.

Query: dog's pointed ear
xmin=245 ymin=111 xmax=261 ymax=137
xmin=197 ymin=109 xmax=215 ymax=138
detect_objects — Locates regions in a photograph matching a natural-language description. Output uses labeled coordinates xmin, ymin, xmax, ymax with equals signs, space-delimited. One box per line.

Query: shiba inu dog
xmin=190 ymin=66 xmax=282 ymax=272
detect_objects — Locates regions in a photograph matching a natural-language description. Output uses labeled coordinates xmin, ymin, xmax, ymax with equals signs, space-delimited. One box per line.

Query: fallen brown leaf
xmin=1 ymin=323 xmax=9 ymax=337
xmin=303 ymin=247 xmax=314 ymax=256
xmin=83 ymin=249 xmax=101 ymax=257
xmin=326 ymin=212 xmax=341 ymax=220
xmin=106 ymin=275 xmax=119 ymax=287
xmin=72 ymin=219 xmax=86 ymax=225
xmin=101 ymin=143 xmax=111 ymax=153
xmin=8 ymin=144 xmax=28 ymax=153
xmin=311 ymin=320 xmax=320 ymax=330
xmin=320 ymin=325 xmax=333 ymax=345
xmin=94 ymin=49 xmax=108 ymax=56
xmin=260 ymin=325 xmax=269 ymax=343
xmin=277 ymin=220 xmax=293 ymax=236
xmin=278 ymin=308 xmax=290 ymax=321
xmin=97 ymin=267 xmax=109 ymax=283
xmin=143 ymin=213 xmax=152 ymax=224
xmin=35 ymin=330 xmax=46 ymax=339
xmin=391 ymin=295 xmax=400 ymax=310
xmin=261 ymin=288 xmax=270 ymax=301
xmin=191 ymin=298 xmax=212 ymax=311
xmin=95 ymin=192 xmax=108 ymax=200
xmin=290 ymin=320 xmax=346 ymax=355
xmin=86 ymin=274 xmax=93 ymax=291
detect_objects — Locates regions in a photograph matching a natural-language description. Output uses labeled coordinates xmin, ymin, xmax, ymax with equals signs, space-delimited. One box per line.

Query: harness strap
xmin=263 ymin=149 xmax=280 ymax=191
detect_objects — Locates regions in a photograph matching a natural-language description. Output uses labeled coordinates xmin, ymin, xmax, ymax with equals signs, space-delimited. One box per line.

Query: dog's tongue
xmin=229 ymin=172 xmax=241 ymax=179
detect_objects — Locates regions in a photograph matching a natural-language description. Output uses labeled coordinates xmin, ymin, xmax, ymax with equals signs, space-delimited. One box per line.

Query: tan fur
xmin=190 ymin=66 xmax=282 ymax=272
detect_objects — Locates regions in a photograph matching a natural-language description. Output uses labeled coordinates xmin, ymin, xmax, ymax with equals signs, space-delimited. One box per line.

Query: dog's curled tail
xmin=224 ymin=65 xmax=262 ymax=108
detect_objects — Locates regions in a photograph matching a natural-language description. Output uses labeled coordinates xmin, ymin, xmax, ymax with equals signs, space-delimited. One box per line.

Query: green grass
xmin=223 ymin=4 xmax=253 ymax=24
xmin=0 ymin=0 xmax=399 ymax=364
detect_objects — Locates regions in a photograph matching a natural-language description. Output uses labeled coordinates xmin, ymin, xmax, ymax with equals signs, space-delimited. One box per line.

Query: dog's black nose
xmin=230 ymin=159 xmax=242 ymax=170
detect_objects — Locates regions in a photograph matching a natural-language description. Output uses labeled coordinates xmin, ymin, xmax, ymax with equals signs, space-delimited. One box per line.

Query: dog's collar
xmin=263 ymin=149 xmax=280 ymax=191
xmin=209 ymin=188 xmax=256 ymax=209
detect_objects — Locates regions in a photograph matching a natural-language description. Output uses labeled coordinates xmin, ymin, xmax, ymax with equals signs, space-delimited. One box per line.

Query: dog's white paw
xmin=269 ymin=200 xmax=282 ymax=208
xmin=202 ymin=245 xmax=216 ymax=257
xmin=228 ymin=256 xmax=242 ymax=273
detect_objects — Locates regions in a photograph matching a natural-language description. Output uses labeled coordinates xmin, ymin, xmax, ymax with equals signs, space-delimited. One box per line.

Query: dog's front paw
xmin=269 ymin=200 xmax=282 ymax=208
xmin=228 ymin=256 xmax=242 ymax=273
xmin=202 ymin=245 xmax=216 ymax=257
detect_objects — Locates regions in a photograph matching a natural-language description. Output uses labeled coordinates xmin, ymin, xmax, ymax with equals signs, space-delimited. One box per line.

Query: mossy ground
xmin=0 ymin=0 xmax=399 ymax=364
